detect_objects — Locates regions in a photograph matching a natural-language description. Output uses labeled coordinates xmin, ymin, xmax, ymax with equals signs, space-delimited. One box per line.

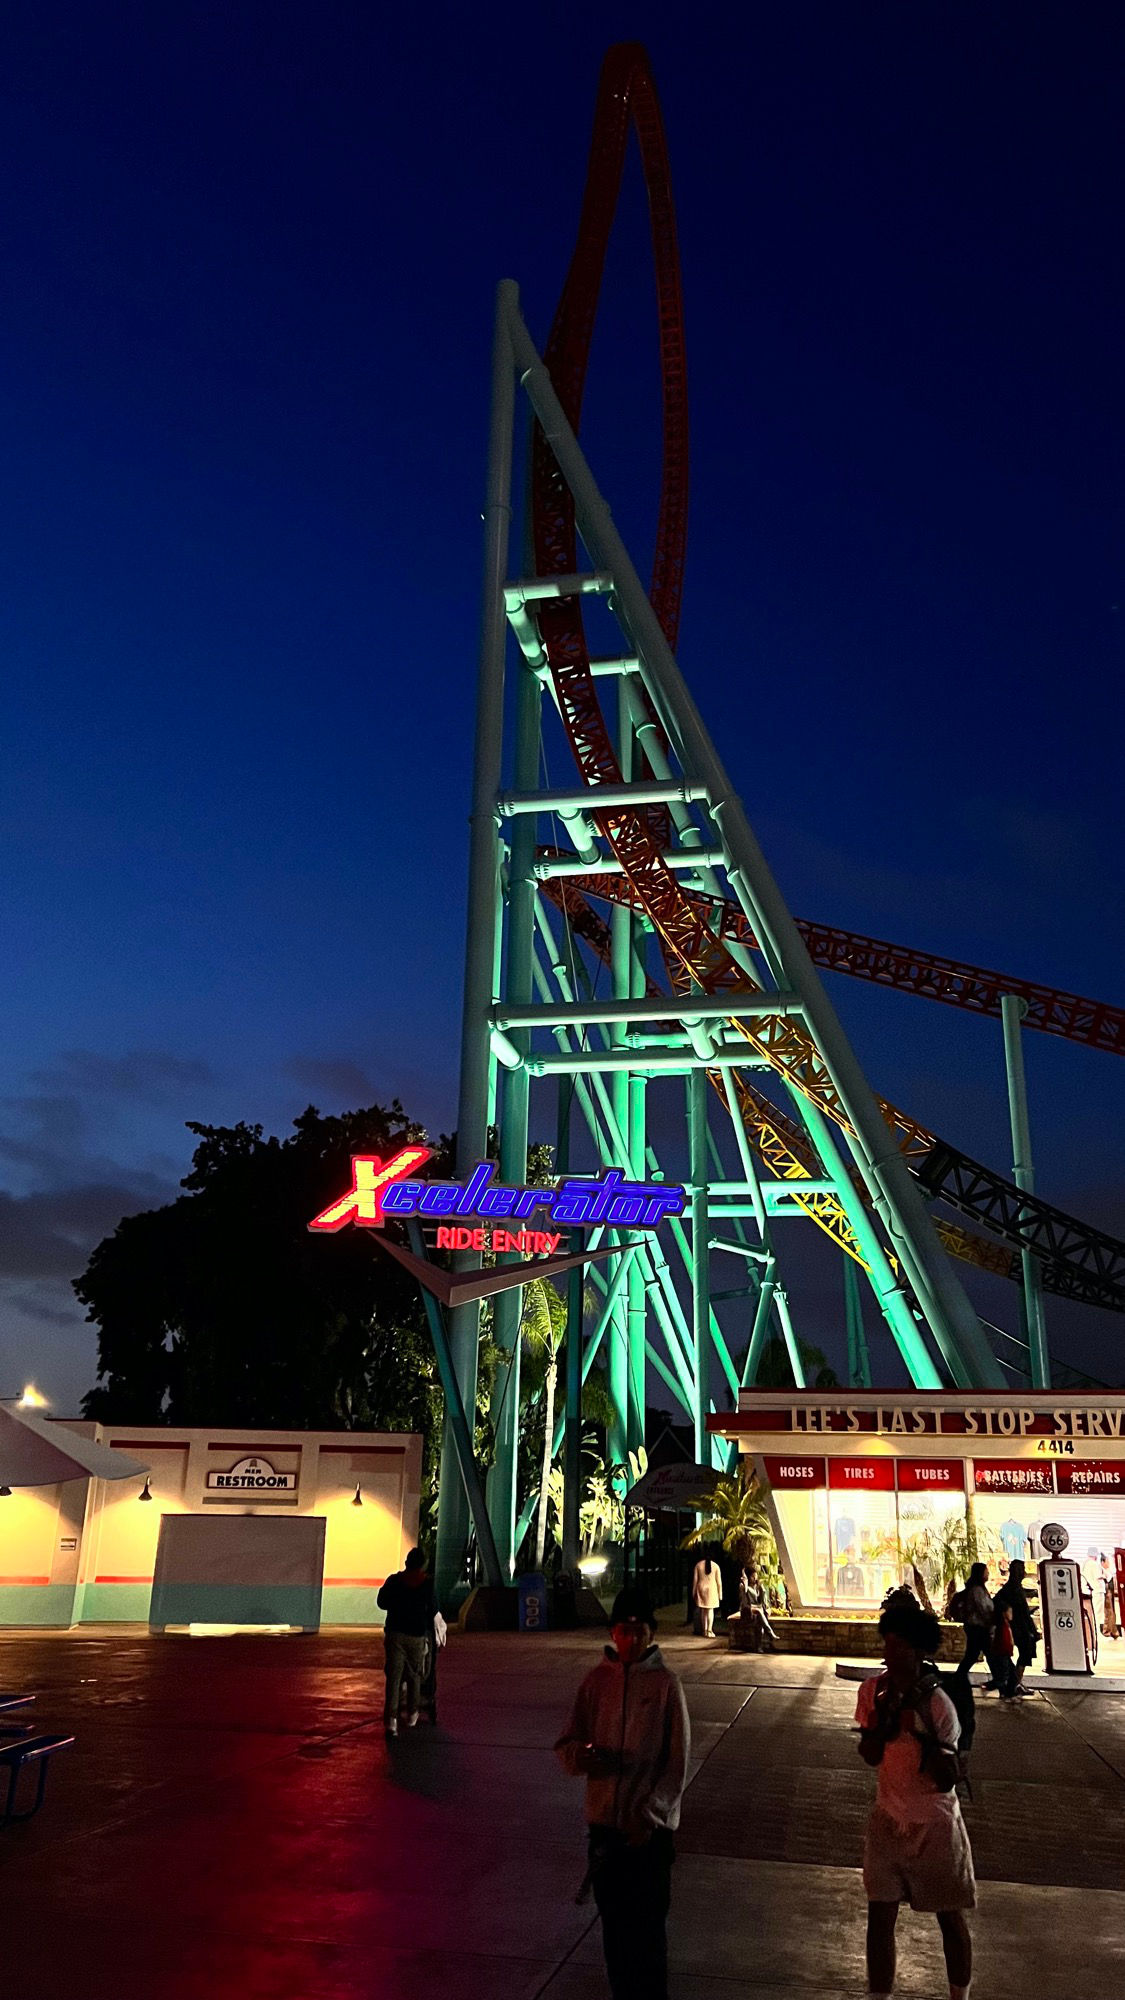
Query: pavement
xmin=1 ymin=1623 xmax=1124 ymax=1998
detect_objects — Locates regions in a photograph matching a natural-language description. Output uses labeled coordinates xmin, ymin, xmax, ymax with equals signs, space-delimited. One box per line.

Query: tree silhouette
xmin=76 ymin=1102 xmax=448 ymax=1468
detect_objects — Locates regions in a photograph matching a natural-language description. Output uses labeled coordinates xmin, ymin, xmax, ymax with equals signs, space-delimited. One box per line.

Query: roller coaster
xmin=431 ymin=43 xmax=1125 ymax=1595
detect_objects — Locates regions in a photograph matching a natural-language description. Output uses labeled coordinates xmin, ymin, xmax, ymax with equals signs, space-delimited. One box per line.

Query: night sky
xmin=2 ymin=4 xmax=1123 ymax=1409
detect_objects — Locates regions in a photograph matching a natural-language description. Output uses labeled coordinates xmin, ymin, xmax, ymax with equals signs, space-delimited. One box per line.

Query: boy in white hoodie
xmin=556 ymin=1587 xmax=690 ymax=2000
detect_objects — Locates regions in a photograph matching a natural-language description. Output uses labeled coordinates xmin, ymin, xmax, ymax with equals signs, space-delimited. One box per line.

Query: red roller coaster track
xmin=545 ymin=872 xmax=1125 ymax=1058
xmin=528 ymin=43 xmax=1125 ymax=1314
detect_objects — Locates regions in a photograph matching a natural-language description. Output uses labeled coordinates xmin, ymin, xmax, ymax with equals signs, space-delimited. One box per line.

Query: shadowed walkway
xmin=1 ymin=1625 xmax=1123 ymax=1997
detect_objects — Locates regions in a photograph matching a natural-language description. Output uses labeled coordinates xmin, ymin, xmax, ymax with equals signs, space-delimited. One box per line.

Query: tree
xmin=76 ymin=1102 xmax=450 ymax=1478
xmin=755 ymin=1335 xmax=838 ymax=1389
xmin=520 ymin=1277 xmax=567 ymax=1568
xmin=875 ymin=1513 xmax=1008 ymax=1613
xmin=680 ymin=1474 xmax=774 ymax=1568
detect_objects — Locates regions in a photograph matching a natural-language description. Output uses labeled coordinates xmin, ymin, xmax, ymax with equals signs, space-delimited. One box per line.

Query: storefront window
xmin=764 ymin=1455 xmax=968 ymax=1611
xmin=772 ymin=1483 xmax=832 ymax=1607
xmin=972 ymin=1461 xmax=1125 ymax=1625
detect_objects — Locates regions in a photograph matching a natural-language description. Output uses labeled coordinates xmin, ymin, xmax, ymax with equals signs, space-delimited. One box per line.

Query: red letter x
xmin=308 ymin=1146 xmax=431 ymax=1232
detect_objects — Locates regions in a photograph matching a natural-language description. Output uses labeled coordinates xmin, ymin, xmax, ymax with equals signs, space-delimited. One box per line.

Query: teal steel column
xmin=627 ymin=1065 xmax=647 ymax=1452
xmin=437 ymin=281 xmax=516 ymax=1605
xmin=486 ymin=654 xmax=542 ymax=1575
xmin=620 ymin=686 xmax=647 ymax=1458
xmin=557 ymin=1076 xmax=583 ymax=1572
xmin=844 ymin=1257 xmax=873 ymax=1388
xmin=688 ymin=1067 xmax=710 ymax=1463
xmin=406 ymin=1224 xmax=503 ymax=1590
xmin=1001 ymin=994 xmax=1050 ymax=1389
xmin=505 ymin=295 xmax=1002 ymax=1392
xmin=606 ymin=684 xmax=633 ymax=1468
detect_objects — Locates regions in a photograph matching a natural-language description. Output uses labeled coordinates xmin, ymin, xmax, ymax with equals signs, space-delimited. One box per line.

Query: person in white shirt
xmin=691 ymin=1553 xmax=722 ymax=1636
xmin=855 ymin=1594 xmax=976 ymax=2000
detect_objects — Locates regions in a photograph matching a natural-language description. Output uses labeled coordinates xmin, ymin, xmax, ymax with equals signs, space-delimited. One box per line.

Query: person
xmin=556 ymin=1587 xmax=690 ymax=2000
xmin=855 ymin=1595 xmax=976 ymax=2000
xmin=739 ymin=1564 xmax=780 ymax=1651
xmin=691 ymin=1552 xmax=723 ymax=1637
xmin=951 ymin=1563 xmax=1011 ymax=1698
xmin=376 ymin=1546 xmax=437 ymax=1738
xmin=1100 ymin=1554 xmax=1121 ymax=1640
xmin=993 ymin=1560 xmax=1039 ymax=1696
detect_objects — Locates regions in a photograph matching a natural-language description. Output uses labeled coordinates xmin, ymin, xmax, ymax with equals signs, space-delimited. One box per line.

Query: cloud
xmin=0 ymin=1094 xmax=87 ymax=1180
xmin=30 ymin=1049 xmax=216 ymax=1101
xmin=4 ymin=1282 xmax=86 ymax=1329
xmin=284 ymin=1056 xmax=379 ymax=1103
xmin=0 ymin=1181 xmax=172 ymax=1280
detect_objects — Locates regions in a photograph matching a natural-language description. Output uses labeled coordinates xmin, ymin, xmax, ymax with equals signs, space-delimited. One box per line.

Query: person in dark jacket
xmin=377 ymin=1547 xmax=437 ymax=1738
xmin=952 ymin=1563 xmax=1011 ymax=1698
xmin=993 ymin=1560 xmax=1039 ymax=1697
xmin=556 ymin=1587 xmax=690 ymax=2000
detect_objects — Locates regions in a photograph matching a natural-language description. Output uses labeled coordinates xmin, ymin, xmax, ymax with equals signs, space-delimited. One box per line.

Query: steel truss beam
xmin=554 ymin=867 xmax=1125 ymax=1312
xmin=437 ymin=44 xmax=1125 ymax=1597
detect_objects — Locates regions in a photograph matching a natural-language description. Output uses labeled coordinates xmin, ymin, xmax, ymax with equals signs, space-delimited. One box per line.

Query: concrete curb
xmin=834 ymin=1657 xmax=1125 ymax=1693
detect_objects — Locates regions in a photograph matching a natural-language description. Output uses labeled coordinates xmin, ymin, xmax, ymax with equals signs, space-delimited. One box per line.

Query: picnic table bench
xmin=0 ymin=1697 xmax=74 ymax=1823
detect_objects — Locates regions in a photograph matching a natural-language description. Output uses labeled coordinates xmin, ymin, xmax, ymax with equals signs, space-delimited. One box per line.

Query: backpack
xmin=935 ymin=1666 xmax=976 ymax=1760
xmin=947 ymin=1588 xmax=970 ymax=1622
xmin=916 ymin=1664 xmax=975 ymax=1797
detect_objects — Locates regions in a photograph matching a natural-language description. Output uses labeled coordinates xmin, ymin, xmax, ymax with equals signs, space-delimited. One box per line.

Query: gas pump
xmin=1038 ymin=1522 xmax=1093 ymax=1675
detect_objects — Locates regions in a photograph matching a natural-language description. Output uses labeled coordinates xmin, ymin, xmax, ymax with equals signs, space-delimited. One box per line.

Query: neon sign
xmin=308 ymin=1147 xmax=433 ymax=1232
xmin=309 ymin=1156 xmax=685 ymax=1236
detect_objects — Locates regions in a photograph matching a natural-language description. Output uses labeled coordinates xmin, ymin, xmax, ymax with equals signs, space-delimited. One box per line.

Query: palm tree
xmin=520 ymin=1276 xmax=568 ymax=1568
xmin=680 ymin=1474 xmax=774 ymax=1568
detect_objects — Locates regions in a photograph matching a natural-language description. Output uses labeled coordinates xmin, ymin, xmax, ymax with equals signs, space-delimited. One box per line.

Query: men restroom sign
xmin=206 ymin=1456 xmax=297 ymax=1494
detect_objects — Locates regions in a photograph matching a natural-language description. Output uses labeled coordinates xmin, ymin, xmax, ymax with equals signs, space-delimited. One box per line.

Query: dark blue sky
xmin=2 ymin=3 xmax=1123 ymax=1408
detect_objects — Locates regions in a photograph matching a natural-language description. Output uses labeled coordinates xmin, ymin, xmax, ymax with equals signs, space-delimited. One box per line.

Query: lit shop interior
xmin=712 ymin=1393 xmax=1125 ymax=1631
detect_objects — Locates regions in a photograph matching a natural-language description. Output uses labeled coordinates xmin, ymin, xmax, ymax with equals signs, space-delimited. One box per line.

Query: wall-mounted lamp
xmin=351 ymin=1484 xmax=363 ymax=1507
xmin=138 ymin=1478 xmax=153 ymax=1503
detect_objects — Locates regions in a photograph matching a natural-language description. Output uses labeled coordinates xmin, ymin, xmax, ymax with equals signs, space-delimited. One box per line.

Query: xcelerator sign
xmin=308 ymin=1148 xmax=685 ymax=1250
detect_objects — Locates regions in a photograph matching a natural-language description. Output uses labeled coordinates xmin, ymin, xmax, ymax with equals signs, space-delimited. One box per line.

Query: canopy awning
xmin=0 ymin=1403 xmax=149 ymax=1488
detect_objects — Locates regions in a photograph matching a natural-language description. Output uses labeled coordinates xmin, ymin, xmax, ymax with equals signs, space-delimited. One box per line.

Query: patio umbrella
xmin=0 ymin=1402 xmax=149 ymax=1488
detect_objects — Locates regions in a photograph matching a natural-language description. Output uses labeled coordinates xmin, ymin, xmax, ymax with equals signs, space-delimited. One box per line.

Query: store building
xmin=710 ymin=1391 xmax=1125 ymax=1614
xmin=0 ymin=1422 xmax=422 ymax=1629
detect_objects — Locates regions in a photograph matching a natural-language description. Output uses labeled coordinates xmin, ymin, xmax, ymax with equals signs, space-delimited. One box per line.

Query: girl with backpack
xmin=855 ymin=1595 xmax=976 ymax=2000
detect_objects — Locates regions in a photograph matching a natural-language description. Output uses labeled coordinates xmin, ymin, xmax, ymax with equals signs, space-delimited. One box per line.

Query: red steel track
xmin=538 ymin=874 xmax=1094 ymax=1307
xmin=528 ymin=44 xmax=1125 ymax=1311
xmin=548 ymin=873 xmax=1125 ymax=1058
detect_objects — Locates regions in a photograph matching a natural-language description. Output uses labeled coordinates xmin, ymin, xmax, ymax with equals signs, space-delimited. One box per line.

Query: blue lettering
xmin=382 ymin=1182 xmax=423 ymax=1215
xmin=549 ymin=1172 xmax=685 ymax=1230
xmin=418 ymin=1185 xmax=460 ymax=1215
xmin=586 ymin=1168 xmax=624 ymax=1222
xmin=478 ymin=1186 xmax=516 ymax=1217
xmin=460 ymin=1163 xmax=495 ymax=1209
xmin=640 ymin=1189 xmax=685 ymax=1225
xmin=608 ymin=1194 xmax=645 ymax=1224
xmin=551 ymin=1189 xmax=595 ymax=1225
xmin=395 ymin=1166 xmax=685 ymax=1230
